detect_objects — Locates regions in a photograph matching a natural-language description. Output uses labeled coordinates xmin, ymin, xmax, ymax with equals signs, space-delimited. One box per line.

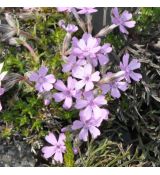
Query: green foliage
xmin=64 ymin=132 xmax=75 ymax=167
xmin=75 ymin=139 xmax=147 ymax=167
xmin=135 ymin=8 xmax=160 ymax=33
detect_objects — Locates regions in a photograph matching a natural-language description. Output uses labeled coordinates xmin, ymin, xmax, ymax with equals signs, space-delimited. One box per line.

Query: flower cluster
xmin=27 ymin=7 xmax=141 ymax=164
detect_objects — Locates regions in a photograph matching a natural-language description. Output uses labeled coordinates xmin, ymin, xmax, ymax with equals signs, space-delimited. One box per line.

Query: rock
xmin=0 ymin=140 xmax=36 ymax=167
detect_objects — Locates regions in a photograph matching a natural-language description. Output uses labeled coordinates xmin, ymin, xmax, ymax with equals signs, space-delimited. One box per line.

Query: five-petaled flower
xmin=53 ymin=77 xmax=77 ymax=109
xmin=120 ymin=53 xmax=142 ymax=83
xmin=112 ymin=7 xmax=136 ymax=34
xmin=42 ymin=133 xmax=66 ymax=163
xmin=75 ymin=91 xmax=107 ymax=120
xmin=59 ymin=20 xmax=78 ymax=33
xmin=72 ymin=63 xmax=100 ymax=91
xmin=29 ymin=66 xmax=56 ymax=93
xmin=100 ymin=72 xmax=128 ymax=98
xmin=72 ymin=33 xmax=101 ymax=60
xmin=72 ymin=108 xmax=109 ymax=141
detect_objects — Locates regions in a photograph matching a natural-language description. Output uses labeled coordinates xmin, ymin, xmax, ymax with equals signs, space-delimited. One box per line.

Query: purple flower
xmin=53 ymin=77 xmax=77 ymax=109
xmin=72 ymin=33 xmax=101 ymax=59
xmin=57 ymin=7 xmax=72 ymax=13
xmin=42 ymin=133 xmax=66 ymax=163
xmin=63 ymin=24 xmax=78 ymax=33
xmin=75 ymin=91 xmax=107 ymax=120
xmin=91 ymin=43 xmax=112 ymax=67
xmin=29 ymin=66 xmax=56 ymax=93
xmin=72 ymin=109 xmax=109 ymax=141
xmin=72 ymin=63 xmax=100 ymax=91
xmin=100 ymin=72 xmax=128 ymax=98
xmin=62 ymin=55 xmax=86 ymax=73
xmin=77 ymin=7 xmax=98 ymax=14
xmin=59 ymin=20 xmax=78 ymax=33
xmin=112 ymin=7 xmax=136 ymax=34
xmin=120 ymin=53 xmax=142 ymax=83
xmin=0 ymin=87 xmax=4 ymax=111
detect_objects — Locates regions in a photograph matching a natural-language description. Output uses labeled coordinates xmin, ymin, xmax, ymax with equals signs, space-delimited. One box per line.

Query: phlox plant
xmin=0 ymin=7 xmax=142 ymax=165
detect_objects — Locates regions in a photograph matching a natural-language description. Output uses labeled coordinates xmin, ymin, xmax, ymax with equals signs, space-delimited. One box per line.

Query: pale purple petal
xmin=45 ymin=133 xmax=57 ymax=145
xmin=117 ymin=82 xmax=128 ymax=91
xmin=79 ymin=128 xmax=88 ymax=141
xmin=62 ymin=62 xmax=73 ymax=72
xmin=129 ymin=72 xmax=142 ymax=82
xmin=84 ymin=64 xmax=92 ymax=76
xmin=128 ymin=59 xmax=141 ymax=70
xmin=35 ymin=83 xmax=43 ymax=93
xmin=38 ymin=66 xmax=48 ymax=76
xmin=75 ymin=99 xmax=88 ymax=109
xmin=112 ymin=7 xmax=119 ymax=18
xmin=75 ymin=80 xmax=85 ymax=90
xmin=72 ymin=120 xmax=83 ymax=130
xmin=29 ymin=72 xmax=39 ymax=82
xmin=121 ymin=10 xmax=132 ymax=21
xmin=119 ymin=25 xmax=128 ymax=34
xmin=67 ymin=77 xmax=75 ymax=89
xmin=91 ymin=71 xmax=100 ymax=82
xmin=94 ymin=95 xmax=107 ymax=106
xmin=81 ymin=106 xmax=92 ymax=121
xmin=58 ymin=133 xmax=66 ymax=145
xmin=89 ymin=126 xmax=100 ymax=139
xmin=101 ymin=43 xmax=112 ymax=54
xmin=100 ymin=84 xmax=111 ymax=95
xmin=122 ymin=53 xmax=129 ymax=67
xmin=124 ymin=21 xmax=136 ymax=28
xmin=77 ymin=39 xmax=86 ymax=50
xmin=92 ymin=105 xmax=103 ymax=119
xmin=42 ymin=82 xmax=53 ymax=91
xmin=54 ymin=151 xmax=63 ymax=163
xmin=85 ymin=81 xmax=94 ymax=91
xmin=53 ymin=92 xmax=65 ymax=102
xmin=45 ymin=74 xmax=56 ymax=83
xmin=98 ymin=54 xmax=109 ymax=65
xmin=42 ymin=146 xmax=56 ymax=159
xmin=54 ymin=80 xmax=67 ymax=91
xmin=63 ymin=96 xmax=72 ymax=109
xmin=111 ymin=87 xmax=121 ymax=98
xmin=72 ymin=66 xmax=84 ymax=79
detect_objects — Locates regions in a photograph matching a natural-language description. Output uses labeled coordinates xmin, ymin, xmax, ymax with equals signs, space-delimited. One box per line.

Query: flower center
xmin=38 ymin=76 xmax=45 ymax=84
xmin=85 ymin=76 xmax=90 ymax=81
xmin=89 ymin=100 xmax=94 ymax=106
xmin=65 ymin=89 xmax=71 ymax=97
